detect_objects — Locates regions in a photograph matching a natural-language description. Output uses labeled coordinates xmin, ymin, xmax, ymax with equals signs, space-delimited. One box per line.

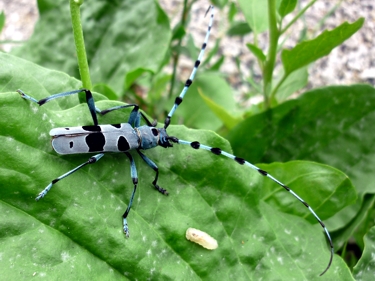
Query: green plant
xmin=0 ymin=0 xmax=373 ymax=280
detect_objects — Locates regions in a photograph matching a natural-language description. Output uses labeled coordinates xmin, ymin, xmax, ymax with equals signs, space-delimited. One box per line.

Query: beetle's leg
xmin=137 ymin=150 xmax=168 ymax=195
xmin=35 ymin=153 xmax=104 ymax=200
xmin=122 ymin=152 xmax=138 ymax=237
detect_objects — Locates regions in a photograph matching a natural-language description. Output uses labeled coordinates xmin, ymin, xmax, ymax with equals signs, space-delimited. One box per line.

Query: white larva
xmin=185 ymin=228 xmax=218 ymax=250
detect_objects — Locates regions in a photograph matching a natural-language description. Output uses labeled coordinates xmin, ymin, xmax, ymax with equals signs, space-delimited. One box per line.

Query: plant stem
xmin=263 ymin=0 xmax=279 ymax=109
xmin=270 ymin=73 xmax=287 ymax=100
xmin=168 ymin=0 xmax=190 ymax=99
xmin=280 ymin=0 xmax=317 ymax=35
xmin=70 ymin=0 xmax=92 ymax=102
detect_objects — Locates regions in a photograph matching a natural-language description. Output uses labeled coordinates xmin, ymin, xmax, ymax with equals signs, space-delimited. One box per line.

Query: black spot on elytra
xmin=86 ymin=133 xmax=105 ymax=152
xmin=82 ymin=125 xmax=101 ymax=132
xmin=118 ymin=136 xmax=130 ymax=151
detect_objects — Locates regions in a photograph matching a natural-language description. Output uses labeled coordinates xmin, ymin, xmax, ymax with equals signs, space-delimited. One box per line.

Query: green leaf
xmin=246 ymin=43 xmax=266 ymax=62
xmin=259 ymin=161 xmax=356 ymax=224
xmin=210 ymin=0 xmax=228 ymax=9
xmin=208 ymin=55 xmax=225 ymax=71
xmin=227 ymin=84 xmax=375 ymax=233
xmin=353 ymin=225 xmax=375 ymax=280
xmin=278 ymin=0 xmax=297 ymax=18
xmin=93 ymin=83 xmax=118 ymax=100
xmin=238 ymin=0 xmax=268 ymax=34
xmin=201 ymin=38 xmax=221 ymax=67
xmin=148 ymin=72 xmax=172 ymax=103
xmin=198 ymin=88 xmax=242 ymax=130
xmin=274 ymin=66 xmax=308 ymax=102
xmin=228 ymin=2 xmax=237 ymax=22
xmin=185 ymin=34 xmax=199 ymax=60
xmin=281 ymin=18 xmax=364 ymax=75
xmin=331 ymin=194 xmax=375 ymax=250
xmin=0 ymin=52 xmax=354 ymax=280
xmin=171 ymin=72 xmax=237 ymax=131
xmin=352 ymin=194 xmax=375 ymax=250
xmin=11 ymin=0 xmax=171 ymax=94
xmin=227 ymin=21 xmax=252 ymax=37
xmin=124 ymin=68 xmax=150 ymax=91
xmin=172 ymin=23 xmax=186 ymax=41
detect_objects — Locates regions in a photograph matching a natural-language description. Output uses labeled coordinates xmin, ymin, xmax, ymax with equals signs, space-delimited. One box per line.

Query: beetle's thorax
xmin=135 ymin=125 xmax=173 ymax=150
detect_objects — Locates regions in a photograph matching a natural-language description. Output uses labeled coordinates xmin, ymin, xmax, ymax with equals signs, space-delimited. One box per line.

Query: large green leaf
xmin=258 ymin=161 xmax=356 ymax=225
xmin=227 ymin=85 xmax=375 ymax=234
xmin=10 ymin=0 xmax=171 ymax=95
xmin=1 ymin=53 xmax=354 ymax=279
xmin=332 ymin=194 xmax=375 ymax=250
xmin=353 ymin=225 xmax=375 ymax=280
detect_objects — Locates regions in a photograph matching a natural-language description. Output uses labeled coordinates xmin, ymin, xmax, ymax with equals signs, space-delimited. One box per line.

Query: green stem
xmin=263 ymin=0 xmax=278 ymax=109
xmin=270 ymin=73 xmax=287 ymax=100
xmin=270 ymin=0 xmax=318 ymax=101
xmin=168 ymin=0 xmax=190 ymax=99
xmin=280 ymin=0 xmax=317 ymax=35
xmin=70 ymin=0 xmax=92 ymax=102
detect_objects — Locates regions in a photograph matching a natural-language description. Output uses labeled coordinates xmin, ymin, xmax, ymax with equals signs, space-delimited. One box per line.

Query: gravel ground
xmin=0 ymin=0 xmax=374 ymax=103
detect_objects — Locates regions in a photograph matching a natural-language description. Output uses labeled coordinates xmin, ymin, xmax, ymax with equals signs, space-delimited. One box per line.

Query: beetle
xmin=17 ymin=5 xmax=333 ymax=275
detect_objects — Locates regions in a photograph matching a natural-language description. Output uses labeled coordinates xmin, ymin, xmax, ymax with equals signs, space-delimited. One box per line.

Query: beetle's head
xmin=157 ymin=127 xmax=178 ymax=148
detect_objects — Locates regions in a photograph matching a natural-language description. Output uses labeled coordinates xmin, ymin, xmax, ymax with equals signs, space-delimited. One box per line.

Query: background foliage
xmin=0 ymin=0 xmax=373 ymax=280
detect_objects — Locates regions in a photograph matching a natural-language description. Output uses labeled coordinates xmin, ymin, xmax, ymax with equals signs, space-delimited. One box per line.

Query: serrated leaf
xmin=281 ymin=18 xmax=364 ymax=75
xmin=0 ymin=52 xmax=354 ymax=280
xmin=11 ymin=0 xmax=171 ymax=94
